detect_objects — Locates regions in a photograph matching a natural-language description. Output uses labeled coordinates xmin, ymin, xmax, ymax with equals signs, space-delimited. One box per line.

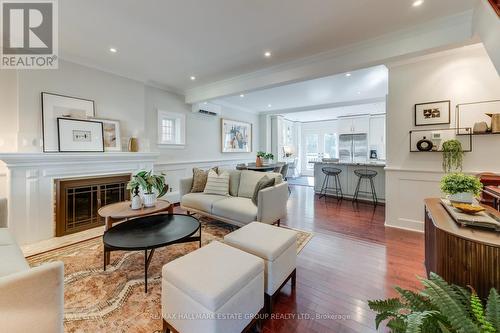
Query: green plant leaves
xmin=486 ymin=289 xmax=500 ymax=332
xmin=127 ymin=170 xmax=168 ymax=197
xmin=442 ymin=139 xmax=464 ymax=173
xmin=439 ymin=173 xmax=483 ymax=196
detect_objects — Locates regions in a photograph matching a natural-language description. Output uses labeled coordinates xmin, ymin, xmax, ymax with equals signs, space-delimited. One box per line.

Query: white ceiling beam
xmin=185 ymin=11 xmax=476 ymax=104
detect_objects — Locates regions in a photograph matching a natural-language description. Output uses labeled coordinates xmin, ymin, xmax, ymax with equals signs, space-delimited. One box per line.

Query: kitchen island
xmin=313 ymin=161 xmax=385 ymax=203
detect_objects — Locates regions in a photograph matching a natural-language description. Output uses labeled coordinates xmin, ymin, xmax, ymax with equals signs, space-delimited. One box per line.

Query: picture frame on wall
xmin=92 ymin=118 xmax=121 ymax=151
xmin=57 ymin=118 xmax=104 ymax=152
xmin=414 ymin=100 xmax=451 ymax=126
xmin=42 ymin=92 xmax=96 ymax=152
xmin=221 ymin=118 xmax=252 ymax=153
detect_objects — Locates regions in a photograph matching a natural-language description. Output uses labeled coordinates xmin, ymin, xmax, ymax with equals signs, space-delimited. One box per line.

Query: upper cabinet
xmin=337 ymin=116 xmax=370 ymax=135
xmin=369 ymin=114 xmax=386 ymax=160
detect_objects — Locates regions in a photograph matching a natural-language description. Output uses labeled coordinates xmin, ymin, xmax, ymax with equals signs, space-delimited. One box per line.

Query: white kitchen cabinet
xmin=337 ymin=116 xmax=369 ymax=135
xmin=369 ymin=115 xmax=386 ymax=160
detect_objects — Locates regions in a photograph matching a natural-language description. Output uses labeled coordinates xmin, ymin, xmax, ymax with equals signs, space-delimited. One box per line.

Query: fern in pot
xmin=127 ymin=170 xmax=168 ymax=208
xmin=440 ymin=172 xmax=483 ymax=204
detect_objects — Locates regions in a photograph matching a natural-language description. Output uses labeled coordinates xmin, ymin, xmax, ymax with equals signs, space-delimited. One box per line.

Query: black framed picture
xmin=42 ymin=92 xmax=96 ymax=152
xmin=57 ymin=118 xmax=104 ymax=152
xmin=414 ymin=100 xmax=451 ymax=126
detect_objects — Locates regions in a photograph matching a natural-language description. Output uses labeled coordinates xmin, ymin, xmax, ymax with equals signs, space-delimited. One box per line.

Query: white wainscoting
xmin=155 ymin=158 xmax=253 ymax=204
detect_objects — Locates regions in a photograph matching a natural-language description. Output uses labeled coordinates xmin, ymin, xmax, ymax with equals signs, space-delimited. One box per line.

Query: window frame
xmin=157 ymin=110 xmax=186 ymax=148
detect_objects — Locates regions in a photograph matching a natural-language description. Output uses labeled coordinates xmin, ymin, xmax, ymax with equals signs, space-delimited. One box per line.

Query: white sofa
xmin=180 ymin=170 xmax=288 ymax=227
xmin=0 ymin=198 xmax=65 ymax=333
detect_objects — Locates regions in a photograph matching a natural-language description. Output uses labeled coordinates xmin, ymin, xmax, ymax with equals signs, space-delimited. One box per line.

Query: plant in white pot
xmin=440 ymin=172 xmax=483 ymax=204
xmin=127 ymin=170 xmax=168 ymax=208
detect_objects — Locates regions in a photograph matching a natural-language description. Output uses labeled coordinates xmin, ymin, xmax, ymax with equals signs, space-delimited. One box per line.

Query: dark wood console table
xmin=424 ymin=198 xmax=500 ymax=299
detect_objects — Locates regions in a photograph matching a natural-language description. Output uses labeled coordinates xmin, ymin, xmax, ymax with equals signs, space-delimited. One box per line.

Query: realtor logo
xmin=1 ymin=0 xmax=58 ymax=69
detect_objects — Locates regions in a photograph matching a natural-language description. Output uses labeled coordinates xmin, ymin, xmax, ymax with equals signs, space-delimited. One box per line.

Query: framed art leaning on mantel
xmin=42 ymin=92 xmax=96 ymax=152
xmin=57 ymin=118 xmax=104 ymax=152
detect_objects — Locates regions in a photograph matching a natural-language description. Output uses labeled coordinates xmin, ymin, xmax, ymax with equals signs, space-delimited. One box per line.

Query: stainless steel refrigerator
xmin=338 ymin=134 xmax=368 ymax=162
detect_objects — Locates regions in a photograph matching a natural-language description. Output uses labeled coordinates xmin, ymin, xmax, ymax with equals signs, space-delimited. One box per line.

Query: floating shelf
xmin=409 ymin=127 xmax=472 ymax=153
xmin=456 ymin=100 xmax=500 ymax=136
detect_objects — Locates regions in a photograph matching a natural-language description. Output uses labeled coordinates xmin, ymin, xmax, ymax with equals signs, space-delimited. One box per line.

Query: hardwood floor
xmin=255 ymin=185 xmax=425 ymax=333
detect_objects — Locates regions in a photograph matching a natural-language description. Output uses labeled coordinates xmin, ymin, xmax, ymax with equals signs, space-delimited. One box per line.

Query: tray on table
xmin=440 ymin=198 xmax=500 ymax=231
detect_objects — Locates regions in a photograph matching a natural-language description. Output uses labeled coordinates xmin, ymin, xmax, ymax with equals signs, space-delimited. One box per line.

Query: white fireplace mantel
xmin=0 ymin=152 xmax=160 ymax=245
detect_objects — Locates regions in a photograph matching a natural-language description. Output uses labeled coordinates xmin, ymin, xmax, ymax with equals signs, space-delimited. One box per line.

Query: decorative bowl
xmin=452 ymin=203 xmax=485 ymax=215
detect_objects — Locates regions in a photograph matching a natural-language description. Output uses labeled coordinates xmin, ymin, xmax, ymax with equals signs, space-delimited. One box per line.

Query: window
xmin=157 ymin=110 xmax=185 ymax=147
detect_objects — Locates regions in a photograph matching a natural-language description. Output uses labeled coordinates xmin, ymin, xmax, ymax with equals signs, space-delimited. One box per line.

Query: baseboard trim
xmin=384 ymin=218 xmax=424 ymax=233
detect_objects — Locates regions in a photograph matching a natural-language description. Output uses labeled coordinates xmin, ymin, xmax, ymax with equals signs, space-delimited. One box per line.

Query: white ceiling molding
xmin=212 ymin=100 xmax=258 ymax=114
xmin=259 ymin=97 xmax=387 ymax=116
xmin=185 ymin=10 xmax=475 ymax=104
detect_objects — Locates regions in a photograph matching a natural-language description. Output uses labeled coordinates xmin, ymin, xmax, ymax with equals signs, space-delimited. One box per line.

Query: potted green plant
xmin=368 ymin=272 xmax=499 ymax=333
xmin=127 ymin=170 xmax=168 ymax=208
xmin=442 ymin=139 xmax=464 ymax=173
xmin=256 ymin=151 xmax=266 ymax=167
xmin=440 ymin=172 xmax=483 ymax=204
xmin=264 ymin=152 xmax=275 ymax=164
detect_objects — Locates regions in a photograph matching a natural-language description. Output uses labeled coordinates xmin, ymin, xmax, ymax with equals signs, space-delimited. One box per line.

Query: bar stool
xmin=353 ymin=169 xmax=378 ymax=205
xmin=319 ymin=167 xmax=343 ymax=200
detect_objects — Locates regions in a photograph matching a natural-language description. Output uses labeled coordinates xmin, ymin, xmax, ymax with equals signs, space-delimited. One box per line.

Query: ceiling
xmin=213 ymin=65 xmax=388 ymax=112
xmin=59 ymin=0 xmax=475 ymax=93
xmin=282 ymin=102 xmax=386 ymax=122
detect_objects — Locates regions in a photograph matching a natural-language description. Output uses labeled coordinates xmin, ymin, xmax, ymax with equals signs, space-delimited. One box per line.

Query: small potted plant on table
xmin=127 ymin=170 xmax=168 ymax=208
xmin=256 ymin=151 xmax=266 ymax=167
xmin=440 ymin=172 xmax=483 ymax=204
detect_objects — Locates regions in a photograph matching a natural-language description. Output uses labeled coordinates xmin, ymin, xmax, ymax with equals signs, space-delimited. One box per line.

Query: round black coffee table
xmin=103 ymin=214 xmax=201 ymax=292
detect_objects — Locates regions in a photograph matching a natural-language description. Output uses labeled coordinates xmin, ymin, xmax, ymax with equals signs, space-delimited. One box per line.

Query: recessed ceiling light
xmin=357 ymin=91 xmax=362 ymax=95
xmin=267 ymin=104 xmax=272 ymax=108
xmin=203 ymin=102 xmax=208 ymax=105
xmin=240 ymin=94 xmax=245 ymax=98
xmin=412 ymin=0 xmax=424 ymax=7
xmin=190 ymin=76 xmax=196 ymax=81
xmin=264 ymin=51 xmax=272 ymax=58
xmin=345 ymin=73 xmax=352 ymax=77
xmin=109 ymin=47 xmax=117 ymax=53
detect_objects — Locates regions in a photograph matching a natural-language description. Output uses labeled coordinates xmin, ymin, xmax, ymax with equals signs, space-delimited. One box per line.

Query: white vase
xmin=449 ymin=192 xmax=474 ymax=204
xmin=130 ymin=195 xmax=142 ymax=210
xmin=142 ymin=193 xmax=157 ymax=207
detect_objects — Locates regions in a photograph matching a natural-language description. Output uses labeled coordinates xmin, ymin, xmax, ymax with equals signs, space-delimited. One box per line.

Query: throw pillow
xmin=204 ymin=169 xmax=230 ymax=196
xmin=191 ymin=167 xmax=218 ymax=193
xmin=251 ymin=176 xmax=276 ymax=206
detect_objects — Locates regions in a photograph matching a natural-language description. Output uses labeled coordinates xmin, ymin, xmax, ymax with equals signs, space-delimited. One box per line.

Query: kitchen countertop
xmin=312 ymin=160 xmax=386 ymax=167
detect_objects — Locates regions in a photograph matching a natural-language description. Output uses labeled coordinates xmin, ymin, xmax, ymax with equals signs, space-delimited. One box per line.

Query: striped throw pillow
xmin=203 ymin=169 xmax=230 ymax=196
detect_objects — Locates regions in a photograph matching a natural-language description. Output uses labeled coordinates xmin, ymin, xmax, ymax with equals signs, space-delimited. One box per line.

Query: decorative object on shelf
xmin=92 ymin=118 xmax=121 ymax=151
xmin=57 ymin=118 xmax=104 ymax=152
xmin=456 ymin=100 xmax=500 ymax=135
xmin=127 ymin=170 xmax=168 ymax=208
xmin=473 ymin=121 xmax=489 ymax=134
xmin=130 ymin=187 xmax=142 ymax=210
xmin=440 ymin=172 xmax=483 ymax=204
xmin=221 ymin=118 xmax=252 ymax=153
xmin=370 ymin=149 xmax=378 ymax=159
xmin=486 ymin=113 xmax=500 ymax=133
xmin=442 ymin=139 xmax=464 ymax=173
xmin=368 ymin=272 xmax=500 ymax=333
xmin=42 ymin=92 xmax=96 ymax=152
xmin=409 ymin=128 xmax=472 ymax=153
xmin=416 ymin=136 xmax=433 ymax=151
xmin=283 ymin=146 xmax=294 ymax=158
xmin=128 ymin=137 xmax=139 ymax=152
xmin=414 ymin=100 xmax=450 ymax=126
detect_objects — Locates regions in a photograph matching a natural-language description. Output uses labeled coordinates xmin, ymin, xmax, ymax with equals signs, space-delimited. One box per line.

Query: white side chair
xmin=224 ymin=222 xmax=297 ymax=313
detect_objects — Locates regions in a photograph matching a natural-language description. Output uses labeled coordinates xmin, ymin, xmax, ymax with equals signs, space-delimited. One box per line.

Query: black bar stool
xmin=319 ymin=167 xmax=343 ymax=200
xmin=353 ymin=169 xmax=378 ymax=205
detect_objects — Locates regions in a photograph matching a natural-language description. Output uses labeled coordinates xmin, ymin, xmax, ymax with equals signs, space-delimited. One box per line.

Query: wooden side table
xmin=98 ymin=199 xmax=173 ymax=266
xmin=98 ymin=199 xmax=173 ymax=231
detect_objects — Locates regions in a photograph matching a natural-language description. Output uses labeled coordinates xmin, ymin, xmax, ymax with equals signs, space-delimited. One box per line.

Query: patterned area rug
xmin=27 ymin=220 xmax=313 ymax=333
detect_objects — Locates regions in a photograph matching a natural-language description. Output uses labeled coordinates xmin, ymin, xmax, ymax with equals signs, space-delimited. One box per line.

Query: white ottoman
xmin=162 ymin=241 xmax=264 ymax=333
xmin=224 ymin=222 xmax=297 ymax=313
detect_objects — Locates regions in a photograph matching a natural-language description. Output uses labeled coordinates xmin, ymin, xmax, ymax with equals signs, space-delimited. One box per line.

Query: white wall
xmin=386 ymin=44 xmax=500 ymax=232
xmin=0 ymin=60 xmax=259 ymax=201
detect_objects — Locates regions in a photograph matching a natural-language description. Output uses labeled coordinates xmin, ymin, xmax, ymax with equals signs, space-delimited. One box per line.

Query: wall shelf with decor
xmin=409 ymin=128 xmax=472 ymax=153
xmin=456 ymin=100 xmax=500 ymax=136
